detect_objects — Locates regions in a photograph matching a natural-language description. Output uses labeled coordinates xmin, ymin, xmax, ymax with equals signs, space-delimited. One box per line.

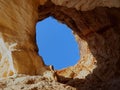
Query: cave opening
xmin=36 ymin=16 xmax=80 ymax=70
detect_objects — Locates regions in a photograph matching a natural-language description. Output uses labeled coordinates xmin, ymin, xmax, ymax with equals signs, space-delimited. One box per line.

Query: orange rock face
xmin=0 ymin=0 xmax=51 ymax=77
xmin=0 ymin=0 xmax=120 ymax=89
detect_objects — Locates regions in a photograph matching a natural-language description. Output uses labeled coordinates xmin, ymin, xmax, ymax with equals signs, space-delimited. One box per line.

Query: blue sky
xmin=36 ymin=16 xmax=80 ymax=70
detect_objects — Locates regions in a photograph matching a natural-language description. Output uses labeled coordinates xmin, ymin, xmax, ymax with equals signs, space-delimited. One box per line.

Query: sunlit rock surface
xmin=0 ymin=0 xmax=52 ymax=77
xmin=0 ymin=74 xmax=75 ymax=90
xmin=0 ymin=0 xmax=120 ymax=90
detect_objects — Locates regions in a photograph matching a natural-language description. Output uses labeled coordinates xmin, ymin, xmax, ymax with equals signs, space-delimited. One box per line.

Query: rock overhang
xmin=0 ymin=1 xmax=120 ymax=89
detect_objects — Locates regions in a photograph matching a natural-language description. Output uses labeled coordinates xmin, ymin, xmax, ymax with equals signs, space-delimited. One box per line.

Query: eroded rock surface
xmin=0 ymin=0 xmax=54 ymax=77
xmin=52 ymin=0 xmax=120 ymax=11
xmin=0 ymin=74 xmax=75 ymax=90
xmin=0 ymin=0 xmax=120 ymax=90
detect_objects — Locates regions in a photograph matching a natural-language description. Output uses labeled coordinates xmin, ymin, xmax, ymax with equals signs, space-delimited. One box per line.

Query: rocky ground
xmin=0 ymin=75 xmax=75 ymax=90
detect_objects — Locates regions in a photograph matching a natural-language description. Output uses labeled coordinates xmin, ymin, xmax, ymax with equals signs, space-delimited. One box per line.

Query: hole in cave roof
xmin=36 ymin=16 xmax=80 ymax=70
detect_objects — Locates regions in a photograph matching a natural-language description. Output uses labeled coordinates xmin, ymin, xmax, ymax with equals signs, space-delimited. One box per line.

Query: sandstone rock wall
xmin=0 ymin=0 xmax=120 ymax=89
xmin=0 ymin=0 xmax=46 ymax=77
xmin=52 ymin=0 xmax=120 ymax=11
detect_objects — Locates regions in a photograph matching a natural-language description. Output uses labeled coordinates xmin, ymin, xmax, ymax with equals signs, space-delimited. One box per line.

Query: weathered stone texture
xmin=0 ymin=0 xmax=120 ymax=90
xmin=0 ymin=0 xmax=48 ymax=77
xmin=51 ymin=0 xmax=120 ymax=11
